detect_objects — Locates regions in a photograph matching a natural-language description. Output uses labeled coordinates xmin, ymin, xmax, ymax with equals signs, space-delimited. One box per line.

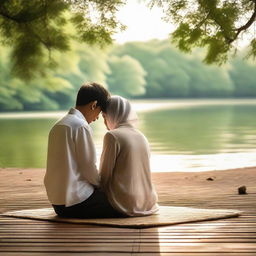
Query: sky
xmin=113 ymin=1 xmax=173 ymax=44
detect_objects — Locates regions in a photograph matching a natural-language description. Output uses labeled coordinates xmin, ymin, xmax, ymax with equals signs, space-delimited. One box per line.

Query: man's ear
xmin=91 ymin=100 xmax=97 ymax=110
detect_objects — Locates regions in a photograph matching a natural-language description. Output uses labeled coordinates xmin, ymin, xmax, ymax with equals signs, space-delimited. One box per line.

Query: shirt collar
xmin=68 ymin=108 xmax=88 ymax=124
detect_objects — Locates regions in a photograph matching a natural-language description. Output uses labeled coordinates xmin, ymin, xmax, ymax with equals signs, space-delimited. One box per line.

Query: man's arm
xmin=75 ymin=126 xmax=100 ymax=186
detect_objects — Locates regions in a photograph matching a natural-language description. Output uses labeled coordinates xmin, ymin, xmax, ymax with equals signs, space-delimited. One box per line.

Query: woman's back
xmin=100 ymin=124 xmax=158 ymax=216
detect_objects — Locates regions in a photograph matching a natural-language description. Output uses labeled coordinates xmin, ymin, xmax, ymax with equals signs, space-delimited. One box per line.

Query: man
xmin=44 ymin=82 xmax=123 ymax=218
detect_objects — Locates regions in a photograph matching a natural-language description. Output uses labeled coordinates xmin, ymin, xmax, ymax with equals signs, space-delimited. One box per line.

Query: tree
xmin=0 ymin=0 xmax=125 ymax=81
xmin=1 ymin=0 xmax=255 ymax=82
xmin=149 ymin=0 xmax=256 ymax=64
xmin=0 ymin=40 xmax=110 ymax=111
xmin=0 ymin=45 xmax=72 ymax=111
xmin=111 ymin=40 xmax=235 ymax=98
xmin=230 ymin=57 xmax=256 ymax=96
xmin=107 ymin=55 xmax=147 ymax=97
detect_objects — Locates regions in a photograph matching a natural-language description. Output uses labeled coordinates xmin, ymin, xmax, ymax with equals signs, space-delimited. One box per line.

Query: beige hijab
xmin=104 ymin=95 xmax=138 ymax=130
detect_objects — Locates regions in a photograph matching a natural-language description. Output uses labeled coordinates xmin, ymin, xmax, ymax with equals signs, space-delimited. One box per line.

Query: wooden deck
xmin=0 ymin=167 xmax=256 ymax=255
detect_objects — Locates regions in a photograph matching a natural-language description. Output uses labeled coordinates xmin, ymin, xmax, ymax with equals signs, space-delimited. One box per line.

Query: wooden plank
xmin=1 ymin=242 xmax=256 ymax=253
xmin=1 ymin=232 xmax=256 ymax=238
xmin=1 ymin=238 xmax=256 ymax=243
xmin=1 ymin=167 xmax=256 ymax=255
xmin=2 ymin=254 xmax=256 ymax=256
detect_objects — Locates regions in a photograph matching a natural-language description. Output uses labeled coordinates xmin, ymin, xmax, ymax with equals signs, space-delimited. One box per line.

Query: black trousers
xmin=53 ymin=189 xmax=125 ymax=218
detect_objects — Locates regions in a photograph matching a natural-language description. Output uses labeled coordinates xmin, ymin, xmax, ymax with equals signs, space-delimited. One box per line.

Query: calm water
xmin=0 ymin=99 xmax=256 ymax=172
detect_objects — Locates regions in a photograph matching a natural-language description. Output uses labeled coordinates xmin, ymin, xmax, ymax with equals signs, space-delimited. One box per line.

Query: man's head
xmin=76 ymin=82 xmax=110 ymax=123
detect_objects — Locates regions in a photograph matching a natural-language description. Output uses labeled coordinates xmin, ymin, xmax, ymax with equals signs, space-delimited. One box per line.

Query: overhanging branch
xmin=227 ymin=0 xmax=256 ymax=44
xmin=0 ymin=6 xmax=45 ymax=23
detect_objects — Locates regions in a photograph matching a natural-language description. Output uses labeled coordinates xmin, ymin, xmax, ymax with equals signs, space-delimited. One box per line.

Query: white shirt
xmin=44 ymin=108 xmax=99 ymax=207
xmin=100 ymin=125 xmax=159 ymax=216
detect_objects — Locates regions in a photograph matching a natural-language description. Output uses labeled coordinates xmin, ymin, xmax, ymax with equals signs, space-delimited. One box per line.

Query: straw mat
xmin=2 ymin=206 xmax=241 ymax=228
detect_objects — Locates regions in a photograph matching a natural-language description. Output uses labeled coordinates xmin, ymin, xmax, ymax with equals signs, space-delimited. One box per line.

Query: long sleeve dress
xmin=100 ymin=124 xmax=159 ymax=216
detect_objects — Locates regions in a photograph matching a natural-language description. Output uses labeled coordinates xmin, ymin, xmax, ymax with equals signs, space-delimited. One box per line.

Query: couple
xmin=44 ymin=82 xmax=158 ymax=218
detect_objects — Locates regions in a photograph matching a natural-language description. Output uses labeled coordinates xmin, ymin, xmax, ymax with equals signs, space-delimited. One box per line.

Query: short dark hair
xmin=76 ymin=82 xmax=110 ymax=112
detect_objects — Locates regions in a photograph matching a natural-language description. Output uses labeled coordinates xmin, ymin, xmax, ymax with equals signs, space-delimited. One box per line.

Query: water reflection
xmin=0 ymin=99 xmax=256 ymax=171
xmin=0 ymin=118 xmax=55 ymax=168
xmin=139 ymin=104 xmax=256 ymax=155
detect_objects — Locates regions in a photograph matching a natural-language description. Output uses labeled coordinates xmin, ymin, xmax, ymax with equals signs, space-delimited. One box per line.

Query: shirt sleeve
xmin=75 ymin=126 xmax=99 ymax=186
xmin=99 ymin=132 xmax=119 ymax=189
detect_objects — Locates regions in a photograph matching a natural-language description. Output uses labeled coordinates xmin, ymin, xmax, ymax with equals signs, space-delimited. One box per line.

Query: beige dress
xmin=100 ymin=124 xmax=159 ymax=216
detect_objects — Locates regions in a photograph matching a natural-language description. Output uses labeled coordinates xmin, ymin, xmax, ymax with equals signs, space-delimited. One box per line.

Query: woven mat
xmin=2 ymin=206 xmax=241 ymax=228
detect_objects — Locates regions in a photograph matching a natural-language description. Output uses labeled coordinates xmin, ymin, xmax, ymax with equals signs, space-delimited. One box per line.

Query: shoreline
xmin=2 ymin=159 xmax=256 ymax=173
xmin=1 ymin=165 xmax=255 ymax=174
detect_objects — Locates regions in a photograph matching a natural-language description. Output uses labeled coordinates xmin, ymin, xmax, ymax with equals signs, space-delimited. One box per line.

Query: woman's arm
xmin=99 ymin=132 xmax=119 ymax=189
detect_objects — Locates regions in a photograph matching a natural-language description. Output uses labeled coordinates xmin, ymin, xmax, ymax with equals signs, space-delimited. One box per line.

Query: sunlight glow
xmin=113 ymin=2 xmax=173 ymax=44
xmin=150 ymin=153 xmax=256 ymax=172
xmin=132 ymin=99 xmax=256 ymax=112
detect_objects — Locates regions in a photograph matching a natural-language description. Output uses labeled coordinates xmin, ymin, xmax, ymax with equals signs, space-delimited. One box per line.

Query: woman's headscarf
xmin=104 ymin=96 xmax=138 ymax=130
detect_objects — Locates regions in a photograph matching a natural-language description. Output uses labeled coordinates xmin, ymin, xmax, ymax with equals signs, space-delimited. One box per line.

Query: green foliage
xmin=0 ymin=0 xmax=70 ymax=80
xmin=0 ymin=38 xmax=112 ymax=111
xmin=230 ymin=56 xmax=256 ymax=96
xmin=247 ymin=38 xmax=256 ymax=58
xmin=0 ymin=43 xmax=71 ymax=111
xmin=0 ymin=0 xmax=124 ymax=81
xmin=0 ymin=39 xmax=256 ymax=111
xmin=149 ymin=0 xmax=256 ymax=64
xmin=110 ymin=40 xmax=234 ymax=98
xmin=0 ymin=0 xmax=255 ymax=82
xmin=107 ymin=55 xmax=146 ymax=97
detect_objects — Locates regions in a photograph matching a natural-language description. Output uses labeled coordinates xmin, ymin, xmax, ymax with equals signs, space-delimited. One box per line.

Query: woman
xmin=100 ymin=96 xmax=159 ymax=217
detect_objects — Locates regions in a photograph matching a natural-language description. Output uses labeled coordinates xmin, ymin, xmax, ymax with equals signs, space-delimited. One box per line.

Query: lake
xmin=0 ymin=99 xmax=256 ymax=172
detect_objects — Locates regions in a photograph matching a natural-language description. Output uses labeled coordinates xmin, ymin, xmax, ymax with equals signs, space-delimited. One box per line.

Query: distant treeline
xmin=0 ymin=40 xmax=255 ymax=111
